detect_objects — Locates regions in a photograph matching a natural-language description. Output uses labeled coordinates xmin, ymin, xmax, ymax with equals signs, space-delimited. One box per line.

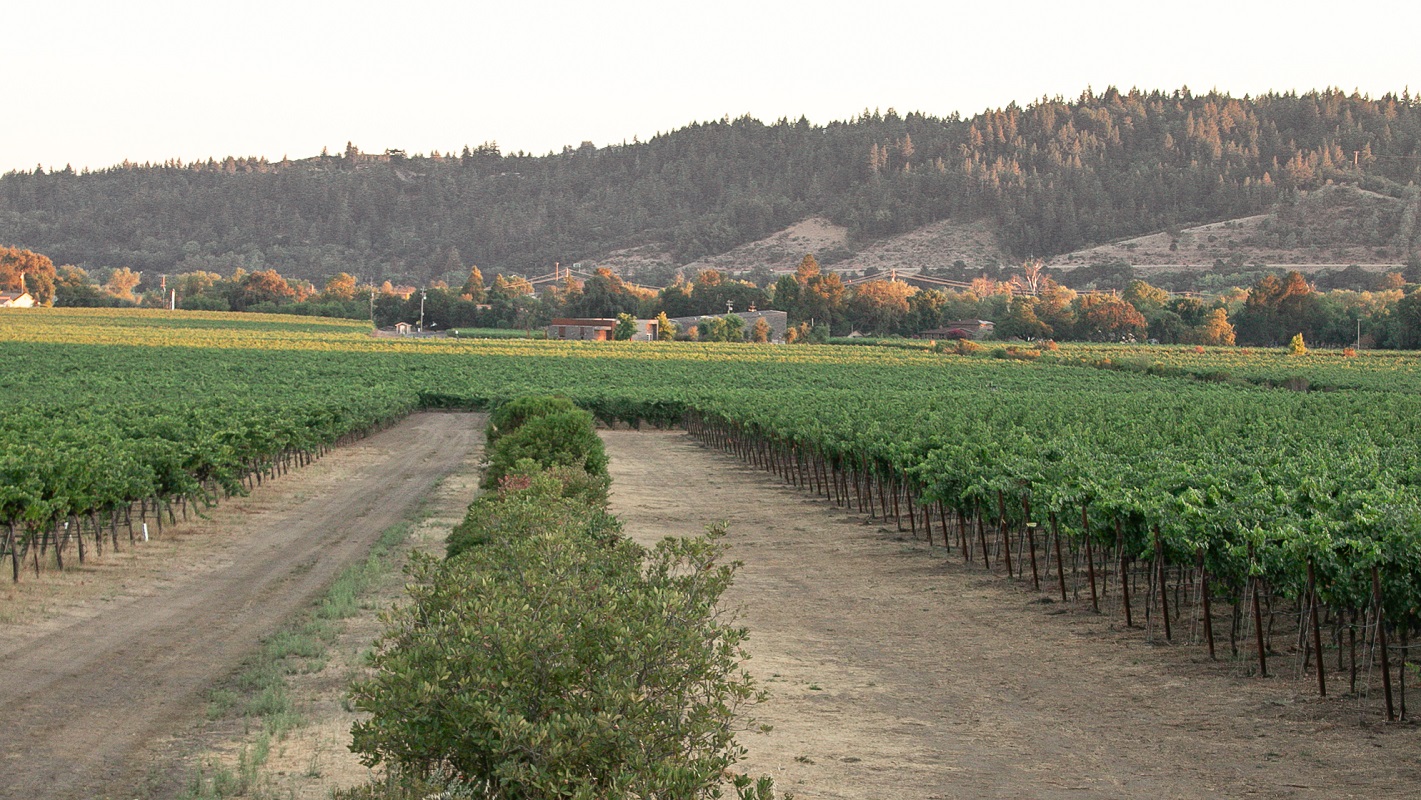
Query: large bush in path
xmin=349 ymin=525 xmax=770 ymax=799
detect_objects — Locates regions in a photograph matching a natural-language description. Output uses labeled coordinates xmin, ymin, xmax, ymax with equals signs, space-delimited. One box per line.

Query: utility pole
xmin=419 ymin=289 xmax=427 ymax=332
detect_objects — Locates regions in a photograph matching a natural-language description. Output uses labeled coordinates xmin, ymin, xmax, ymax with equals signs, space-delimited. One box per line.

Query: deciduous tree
xmin=995 ymin=296 xmax=1053 ymax=340
xmin=233 ymin=268 xmax=295 ymax=310
xmin=847 ymin=279 xmax=914 ymax=334
xmin=1196 ymin=307 xmax=1237 ymax=346
xmin=322 ymin=272 xmax=358 ymax=301
xmin=1075 ymin=294 xmax=1146 ymax=341
xmin=104 ymin=267 xmax=143 ymax=304
xmin=613 ymin=312 xmax=637 ymax=340
xmin=460 ymin=265 xmax=486 ymax=303
xmin=0 ymin=247 xmax=57 ymax=305
xmin=655 ymin=311 xmax=677 ymax=341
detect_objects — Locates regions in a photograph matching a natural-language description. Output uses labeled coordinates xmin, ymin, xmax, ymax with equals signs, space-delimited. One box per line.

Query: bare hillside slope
xmin=1053 ymin=185 xmax=1415 ymax=272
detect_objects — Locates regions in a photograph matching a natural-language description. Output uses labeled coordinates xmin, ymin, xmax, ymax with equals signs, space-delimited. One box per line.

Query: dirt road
xmin=0 ymin=412 xmax=482 ymax=800
xmin=604 ymin=430 xmax=1420 ymax=800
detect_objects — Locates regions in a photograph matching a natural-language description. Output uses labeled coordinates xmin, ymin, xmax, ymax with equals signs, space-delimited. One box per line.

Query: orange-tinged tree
xmin=0 ymin=246 xmax=57 ymax=305
xmin=1076 ymin=294 xmax=1146 ymax=341
xmin=1196 ymin=308 xmax=1237 ymax=346
xmin=848 ymin=279 xmax=914 ymax=334
xmin=234 ymin=269 xmax=295 ymax=309
xmin=104 ymin=267 xmax=142 ymax=304
xmin=323 ymin=272 xmax=359 ymax=301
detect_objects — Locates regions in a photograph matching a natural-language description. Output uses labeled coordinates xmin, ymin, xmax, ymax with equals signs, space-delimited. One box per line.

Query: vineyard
xmin=3 ymin=308 xmax=1421 ymax=721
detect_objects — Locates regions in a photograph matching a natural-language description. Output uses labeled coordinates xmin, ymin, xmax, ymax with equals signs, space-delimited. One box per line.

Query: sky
xmin=4 ymin=0 xmax=1418 ymax=174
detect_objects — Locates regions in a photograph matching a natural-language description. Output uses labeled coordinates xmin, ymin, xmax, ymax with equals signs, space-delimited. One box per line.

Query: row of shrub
xmin=415 ymin=391 xmax=688 ymax=431
xmin=343 ymin=397 xmax=775 ymax=799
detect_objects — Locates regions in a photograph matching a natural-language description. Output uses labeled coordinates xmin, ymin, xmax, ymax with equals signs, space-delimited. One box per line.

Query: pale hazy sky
xmin=5 ymin=0 xmax=1418 ymax=174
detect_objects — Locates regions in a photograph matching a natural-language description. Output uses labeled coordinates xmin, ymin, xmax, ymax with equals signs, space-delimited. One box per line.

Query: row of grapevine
xmin=682 ymin=387 xmax=1421 ymax=721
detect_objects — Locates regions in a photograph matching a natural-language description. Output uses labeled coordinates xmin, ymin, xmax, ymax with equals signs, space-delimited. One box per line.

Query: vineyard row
xmin=685 ymin=410 xmax=1415 ymax=722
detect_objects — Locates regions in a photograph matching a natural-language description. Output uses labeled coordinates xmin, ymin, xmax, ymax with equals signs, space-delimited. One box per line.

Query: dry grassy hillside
xmin=593 ymin=217 xmax=1011 ymax=280
xmin=586 ymin=185 xmax=1417 ymax=285
xmin=1052 ymin=185 xmax=1415 ymax=274
xmin=833 ymin=218 xmax=1009 ymax=275
xmin=586 ymin=243 xmax=680 ymax=276
xmin=679 ymin=218 xmax=853 ymax=274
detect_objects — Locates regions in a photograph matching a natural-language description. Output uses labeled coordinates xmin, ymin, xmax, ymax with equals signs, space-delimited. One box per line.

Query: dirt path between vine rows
xmin=603 ymin=430 xmax=1420 ymax=800
xmin=0 ymin=412 xmax=482 ymax=800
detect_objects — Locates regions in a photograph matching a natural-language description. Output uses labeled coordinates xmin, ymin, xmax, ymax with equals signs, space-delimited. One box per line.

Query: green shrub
xmin=446 ymin=467 xmax=616 ymax=560
xmin=481 ymin=409 xmax=608 ymax=490
xmin=352 ymin=526 xmax=770 ymax=799
xmin=538 ymin=463 xmax=611 ymax=506
xmin=352 ymin=389 xmax=772 ymax=799
xmin=485 ymin=395 xmax=577 ymax=446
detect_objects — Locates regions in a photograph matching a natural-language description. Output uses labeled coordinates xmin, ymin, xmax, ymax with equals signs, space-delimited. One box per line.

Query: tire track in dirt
xmin=603 ymin=429 xmax=1419 ymax=800
xmin=0 ymin=412 xmax=482 ymax=800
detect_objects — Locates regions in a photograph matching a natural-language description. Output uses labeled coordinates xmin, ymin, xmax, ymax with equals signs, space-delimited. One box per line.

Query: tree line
xmin=13 ymin=244 xmax=1421 ymax=349
xmin=3 ymin=88 xmax=1419 ymax=286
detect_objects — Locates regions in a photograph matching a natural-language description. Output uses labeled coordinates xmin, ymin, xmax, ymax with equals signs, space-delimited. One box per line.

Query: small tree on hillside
xmin=1288 ymin=332 xmax=1308 ymax=355
xmin=751 ymin=317 xmax=771 ymax=343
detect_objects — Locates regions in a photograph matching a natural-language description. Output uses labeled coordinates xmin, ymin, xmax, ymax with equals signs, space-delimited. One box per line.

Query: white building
xmin=0 ymin=291 xmax=35 ymax=308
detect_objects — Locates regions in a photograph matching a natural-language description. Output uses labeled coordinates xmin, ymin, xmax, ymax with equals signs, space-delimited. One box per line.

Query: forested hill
xmin=3 ymin=88 xmax=1420 ymax=285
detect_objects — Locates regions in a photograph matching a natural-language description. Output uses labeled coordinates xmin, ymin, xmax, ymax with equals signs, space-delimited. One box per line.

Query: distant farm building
xmin=626 ymin=319 xmax=660 ymax=341
xmin=548 ymin=318 xmax=615 ymax=341
xmin=546 ymin=317 xmax=673 ymax=342
xmin=373 ymin=322 xmax=448 ymax=338
xmin=915 ymin=320 xmax=994 ymax=340
xmin=0 ymin=291 xmax=35 ymax=308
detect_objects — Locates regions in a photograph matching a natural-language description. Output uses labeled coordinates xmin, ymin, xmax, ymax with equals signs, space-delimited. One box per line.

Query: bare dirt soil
xmin=0 ymin=412 xmax=483 ymax=800
xmin=199 ymin=415 xmax=487 ymax=798
xmin=603 ymin=430 xmax=1420 ymax=800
